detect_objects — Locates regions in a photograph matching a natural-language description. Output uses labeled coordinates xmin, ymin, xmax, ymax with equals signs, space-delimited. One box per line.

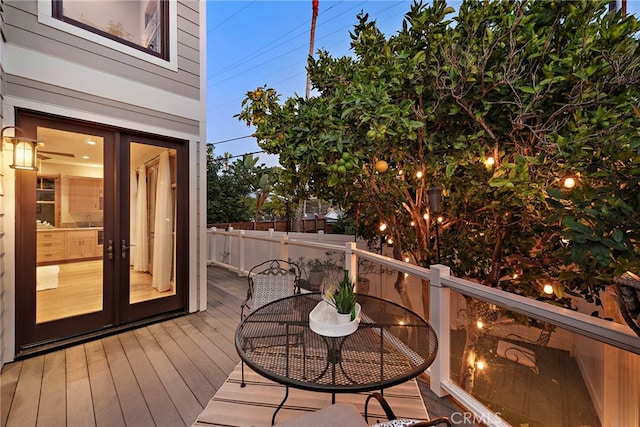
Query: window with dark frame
xmin=52 ymin=0 xmax=169 ymax=60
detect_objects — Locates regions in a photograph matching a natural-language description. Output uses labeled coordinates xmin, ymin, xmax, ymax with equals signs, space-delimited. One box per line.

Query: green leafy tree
xmin=207 ymin=150 xmax=259 ymax=224
xmin=237 ymin=0 xmax=640 ymax=392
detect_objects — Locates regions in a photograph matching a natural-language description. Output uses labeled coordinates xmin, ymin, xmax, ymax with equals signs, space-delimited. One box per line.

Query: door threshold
xmin=16 ymin=311 xmax=187 ymax=360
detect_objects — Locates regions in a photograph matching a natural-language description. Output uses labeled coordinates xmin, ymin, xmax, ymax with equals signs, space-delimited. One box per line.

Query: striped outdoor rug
xmin=192 ymin=363 xmax=429 ymax=426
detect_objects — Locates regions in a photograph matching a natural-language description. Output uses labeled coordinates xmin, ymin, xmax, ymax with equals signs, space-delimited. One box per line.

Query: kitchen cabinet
xmin=65 ymin=230 xmax=100 ymax=260
xmin=68 ymin=177 xmax=103 ymax=212
xmin=37 ymin=229 xmax=102 ymax=265
xmin=36 ymin=175 xmax=60 ymax=226
xmin=37 ymin=230 xmax=66 ymax=264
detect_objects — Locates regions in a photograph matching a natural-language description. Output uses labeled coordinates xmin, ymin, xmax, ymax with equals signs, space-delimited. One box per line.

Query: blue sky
xmin=206 ymin=1 xmax=424 ymax=166
xmin=206 ymin=0 xmax=640 ymax=167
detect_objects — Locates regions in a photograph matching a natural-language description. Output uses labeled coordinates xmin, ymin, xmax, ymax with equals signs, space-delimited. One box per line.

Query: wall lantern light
xmin=427 ymin=187 xmax=442 ymax=213
xmin=2 ymin=126 xmax=41 ymax=171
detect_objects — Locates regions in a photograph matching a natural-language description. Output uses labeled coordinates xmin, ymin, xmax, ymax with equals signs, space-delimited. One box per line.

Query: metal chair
xmin=365 ymin=393 xmax=452 ymax=426
xmin=240 ymin=259 xmax=301 ymax=319
xmin=240 ymin=259 xmax=303 ymax=386
xmin=274 ymin=393 xmax=451 ymax=426
xmin=498 ymin=322 xmax=556 ymax=374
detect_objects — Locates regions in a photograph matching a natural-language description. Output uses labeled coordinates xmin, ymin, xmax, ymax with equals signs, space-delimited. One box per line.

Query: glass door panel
xmin=16 ymin=110 xmax=187 ymax=353
xmin=129 ymin=142 xmax=177 ymax=304
xmin=35 ymin=128 xmax=105 ymax=323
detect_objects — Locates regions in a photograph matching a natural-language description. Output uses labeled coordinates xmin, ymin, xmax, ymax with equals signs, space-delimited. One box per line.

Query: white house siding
xmin=1 ymin=0 xmax=8 ymax=368
xmin=0 ymin=0 xmax=207 ymax=365
xmin=6 ymin=1 xmax=200 ymax=97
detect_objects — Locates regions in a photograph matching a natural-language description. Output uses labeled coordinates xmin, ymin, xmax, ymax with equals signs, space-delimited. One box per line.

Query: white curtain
xmin=152 ymin=151 xmax=173 ymax=292
xmin=129 ymin=170 xmax=138 ymax=266
xmin=133 ymin=166 xmax=148 ymax=272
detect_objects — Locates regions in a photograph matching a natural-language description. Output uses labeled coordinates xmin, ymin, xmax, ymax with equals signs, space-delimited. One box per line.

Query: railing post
xmin=226 ymin=227 xmax=234 ymax=270
xmin=269 ymin=228 xmax=275 ymax=258
xmin=429 ymin=264 xmax=451 ymax=398
xmin=209 ymin=227 xmax=216 ymax=264
xmin=345 ymin=242 xmax=357 ymax=284
xmin=239 ymin=230 xmax=246 ymax=274
xmin=318 ymin=230 xmax=324 ymax=242
xmin=280 ymin=235 xmax=289 ymax=261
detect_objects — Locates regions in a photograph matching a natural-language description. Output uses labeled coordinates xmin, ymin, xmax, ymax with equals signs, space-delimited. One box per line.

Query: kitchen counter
xmin=37 ymin=227 xmax=103 ymax=231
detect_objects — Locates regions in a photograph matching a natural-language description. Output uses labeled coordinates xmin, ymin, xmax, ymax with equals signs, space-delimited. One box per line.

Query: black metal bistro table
xmin=235 ymin=293 xmax=439 ymax=425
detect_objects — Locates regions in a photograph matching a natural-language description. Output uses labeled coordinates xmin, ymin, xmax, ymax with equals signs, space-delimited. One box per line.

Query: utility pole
xmin=296 ymin=0 xmax=319 ymax=232
xmin=305 ymin=0 xmax=319 ymax=99
xmin=609 ymin=0 xmax=627 ymax=14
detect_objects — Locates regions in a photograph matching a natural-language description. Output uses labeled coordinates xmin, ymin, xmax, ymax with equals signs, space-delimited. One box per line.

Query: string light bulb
xmin=410 ymin=220 xmax=415 ymax=227
xmin=485 ymin=156 xmax=495 ymax=167
xmin=379 ymin=223 xmax=387 ymax=232
xmin=416 ymin=170 xmax=423 ymax=179
xmin=543 ymin=284 xmax=554 ymax=295
xmin=476 ymin=360 xmax=486 ymax=370
xmin=476 ymin=320 xmax=484 ymax=329
xmin=563 ymin=177 xmax=576 ymax=189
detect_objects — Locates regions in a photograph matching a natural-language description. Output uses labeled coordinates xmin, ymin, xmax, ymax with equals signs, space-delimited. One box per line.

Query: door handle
xmin=121 ymin=240 xmax=129 ymax=259
xmin=107 ymin=240 xmax=114 ymax=260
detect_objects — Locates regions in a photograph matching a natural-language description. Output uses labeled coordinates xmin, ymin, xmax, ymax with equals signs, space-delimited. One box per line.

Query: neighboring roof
xmin=324 ymin=209 xmax=344 ymax=222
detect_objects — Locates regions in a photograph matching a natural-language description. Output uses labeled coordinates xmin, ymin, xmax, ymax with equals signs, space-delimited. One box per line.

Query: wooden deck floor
xmin=1 ymin=265 xmax=477 ymax=427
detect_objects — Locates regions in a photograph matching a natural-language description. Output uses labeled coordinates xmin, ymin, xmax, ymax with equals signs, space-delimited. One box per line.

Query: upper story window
xmin=52 ymin=0 xmax=169 ymax=60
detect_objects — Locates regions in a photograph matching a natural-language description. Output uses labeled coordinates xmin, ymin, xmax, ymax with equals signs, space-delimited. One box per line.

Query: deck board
xmin=65 ymin=345 xmax=95 ymax=427
xmin=6 ymin=356 xmax=42 ymax=427
xmin=85 ymin=339 xmax=125 ymax=427
xmin=168 ymin=317 xmax=230 ymax=386
xmin=147 ymin=322 xmax=216 ymax=407
xmin=1 ymin=361 xmax=22 ymax=427
xmin=38 ymin=351 xmax=66 ymax=427
xmin=0 ymin=265 xmax=474 ymax=427
xmin=101 ymin=335 xmax=153 ymax=426
xmin=117 ymin=331 xmax=184 ymax=427
xmin=134 ymin=327 xmax=203 ymax=425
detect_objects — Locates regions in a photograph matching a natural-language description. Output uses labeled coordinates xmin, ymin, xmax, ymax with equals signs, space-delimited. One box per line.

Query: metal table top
xmin=235 ymin=292 xmax=438 ymax=394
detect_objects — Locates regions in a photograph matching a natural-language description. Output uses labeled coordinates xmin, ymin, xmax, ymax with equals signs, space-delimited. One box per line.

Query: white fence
xmin=207 ymin=227 xmax=640 ymax=427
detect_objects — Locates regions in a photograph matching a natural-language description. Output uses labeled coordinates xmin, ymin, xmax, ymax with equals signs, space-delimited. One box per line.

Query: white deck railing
xmin=208 ymin=227 xmax=640 ymax=427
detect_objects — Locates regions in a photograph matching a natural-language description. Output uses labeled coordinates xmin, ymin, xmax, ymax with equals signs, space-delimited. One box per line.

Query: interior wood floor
xmin=37 ymin=260 xmax=175 ymax=324
xmin=2 ymin=265 xmax=476 ymax=427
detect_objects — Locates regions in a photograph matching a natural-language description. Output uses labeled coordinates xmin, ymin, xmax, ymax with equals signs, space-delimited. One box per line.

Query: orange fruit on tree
xmin=375 ymin=160 xmax=388 ymax=173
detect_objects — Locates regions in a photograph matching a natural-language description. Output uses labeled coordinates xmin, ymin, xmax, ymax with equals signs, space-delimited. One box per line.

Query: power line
xmin=211 ymin=150 xmax=266 ymax=161
xmin=207 ymin=1 xmax=407 ymax=92
xmin=208 ymin=135 xmax=254 ymax=145
xmin=208 ymin=1 xmax=256 ymax=32
xmin=209 ymin=1 xmax=350 ymax=80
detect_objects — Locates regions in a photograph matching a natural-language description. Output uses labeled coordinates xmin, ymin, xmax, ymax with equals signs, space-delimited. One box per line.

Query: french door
xmin=15 ymin=111 xmax=188 ymax=354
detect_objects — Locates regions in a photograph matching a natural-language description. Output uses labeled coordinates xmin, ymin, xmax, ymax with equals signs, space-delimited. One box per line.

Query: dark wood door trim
xmin=14 ymin=109 xmax=189 ymax=354
xmin=118 ymin=132 xmax=189 ymax=323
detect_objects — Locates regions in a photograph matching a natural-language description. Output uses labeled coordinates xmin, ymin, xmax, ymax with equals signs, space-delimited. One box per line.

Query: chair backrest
xmin=242 ymin=259 xmax=301 ymax=318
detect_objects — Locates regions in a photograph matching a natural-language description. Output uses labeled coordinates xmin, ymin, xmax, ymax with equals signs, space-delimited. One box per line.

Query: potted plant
xmin=324 ymin=270 xmax=357 ymax=321
xmin=357 ymin=259 xmax=377 ymax=295
xmin=307 ymin=258 xmax=325 ymax=291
